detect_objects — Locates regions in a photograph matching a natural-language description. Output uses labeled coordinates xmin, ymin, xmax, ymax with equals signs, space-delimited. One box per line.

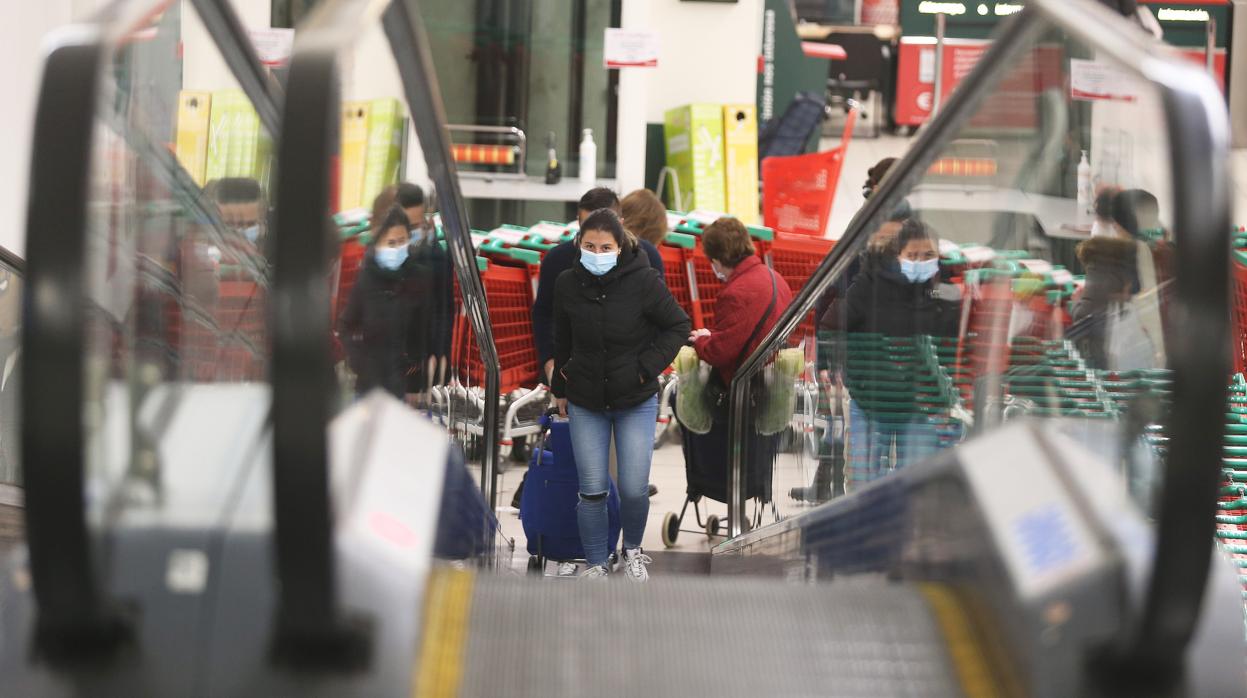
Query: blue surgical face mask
xmin=376 ymin=245 xmax=409 ymax=271
xmin=580 ymin=249 xmax=618 ymax=276
xmin=241 ymin=225 xmax=261 ymax=244
xmin=899 ymin=257 xmax=939 ymax=283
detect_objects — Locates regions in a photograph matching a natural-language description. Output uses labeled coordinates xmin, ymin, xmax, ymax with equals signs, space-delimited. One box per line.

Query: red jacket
xmin=694 ymin=255 xmax=793 ymax=383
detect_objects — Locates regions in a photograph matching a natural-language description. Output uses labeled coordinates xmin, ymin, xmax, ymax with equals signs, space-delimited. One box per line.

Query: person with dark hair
xmin=621 ymin=188 xmax=670 ymax=247
xmin=533 ymin=188 xmax=665 ymax=385
xmin=822 ymin=219 xmax=960 ymax=486
xmin=551 ymin=209 xmax=689 ymax=581
xmin=213 ymin=177 xmax=266 ymax=246
xmin=1068 ymin=236 xmax=1139 ymax=369
xmin=528 ymin=188 xmax=667 ymax=509
xmin=395 ymin=182 xmax=426 ymax=226
xmin=337 ymin=205 xmax=427 ymax=399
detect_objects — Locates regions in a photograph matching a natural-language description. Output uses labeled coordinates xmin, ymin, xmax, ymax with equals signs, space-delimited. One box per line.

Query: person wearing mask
xmin=531 ymin=187 xmax=665 ymax=502
xmin=212 ymin=177 xmax=267 ymax=248
xmin=551 ymin=209 xmax=689 ymax=581
xmin=337 ymin=206 xmax=425 ymax=399
xmin=685 ymin=217 xmax=794 ymax=508
xmin=797 ymin=159 xmax=911 ymax=503
xmin=534 ymin=187 xmax=665 ymax=384
xmin=822 ymin=219 xmax=960 ymax=486
xmin=621 ymin=188 xmax=670 ymax=247
xmin=367 ymin=183 xmax=453 ymax=394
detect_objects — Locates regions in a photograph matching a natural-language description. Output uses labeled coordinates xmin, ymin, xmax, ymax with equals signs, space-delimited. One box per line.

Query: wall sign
xmin=603 ymin=29 xmax=659 ymax=69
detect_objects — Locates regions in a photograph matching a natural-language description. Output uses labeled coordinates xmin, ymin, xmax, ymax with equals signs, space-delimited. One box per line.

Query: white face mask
xmin=712 ymin=262 xmax=729 ymax=282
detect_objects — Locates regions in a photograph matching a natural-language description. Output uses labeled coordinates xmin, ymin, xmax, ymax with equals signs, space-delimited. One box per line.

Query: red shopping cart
xmin=761 ymin=109 xmax=857 ymax=237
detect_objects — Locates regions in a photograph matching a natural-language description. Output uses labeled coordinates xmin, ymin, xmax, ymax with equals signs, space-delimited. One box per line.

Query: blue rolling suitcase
xmin=519 ymin=415 xmax=622 ymax=572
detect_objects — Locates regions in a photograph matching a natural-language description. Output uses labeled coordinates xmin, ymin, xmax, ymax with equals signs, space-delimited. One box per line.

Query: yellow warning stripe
xmin=919 ymin=583 xmax=1002 ymax=698
xmin=413 ymin=567 xmax=475 ymax=698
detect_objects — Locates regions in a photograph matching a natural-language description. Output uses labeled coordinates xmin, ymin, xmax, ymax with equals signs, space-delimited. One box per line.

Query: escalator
xmin=1 ymin=0 xmax=1244 ymax=696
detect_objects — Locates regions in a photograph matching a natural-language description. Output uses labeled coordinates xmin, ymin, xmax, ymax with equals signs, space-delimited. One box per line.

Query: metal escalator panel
xmin=417 ymin=568 xmax=993 ymax=698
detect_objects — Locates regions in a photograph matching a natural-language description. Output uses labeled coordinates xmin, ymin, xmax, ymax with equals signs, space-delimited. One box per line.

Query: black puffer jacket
xmin=337 ymin=249 xmax=430 ymax=398
xmin=552 ymin=244 xmax=690 ymax=411
xmin=823 ymin=256 xmax=960 ymax=338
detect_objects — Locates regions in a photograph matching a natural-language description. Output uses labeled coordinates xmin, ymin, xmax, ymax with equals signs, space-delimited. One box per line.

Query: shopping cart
xmin=761 ymin=108 xmax=857 ymax=238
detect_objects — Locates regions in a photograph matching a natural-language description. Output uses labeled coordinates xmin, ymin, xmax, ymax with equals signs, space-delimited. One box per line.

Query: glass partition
xmin=736 ymin=16 xmax=1187 ymax=530
xmin=77 ymin=0 xmax=276 ymax=523
xmin=283 ymin=0 xmax=504 ymax=562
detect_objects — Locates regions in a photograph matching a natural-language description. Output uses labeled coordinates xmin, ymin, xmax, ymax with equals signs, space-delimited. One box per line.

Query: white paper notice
xmin=1070 ymin=58 xmax=1138 ymax=102
xmin=604 ymin=29 xmax=659 ymax=69
xmin=250 ymin=28 xmax=295 ymax=67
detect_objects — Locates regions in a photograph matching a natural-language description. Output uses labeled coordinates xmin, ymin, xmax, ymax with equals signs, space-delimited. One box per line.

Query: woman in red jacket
xmin=683 ymin=217 xmax=793 ymax=507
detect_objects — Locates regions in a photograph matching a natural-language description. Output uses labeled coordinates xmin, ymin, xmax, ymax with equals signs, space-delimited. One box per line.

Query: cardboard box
xmin=663 ymin=104 xmax=726 ymax=213
xmin=205 ymin=90 xmax=238 ymax=183
xmin=362 ymin=98 xmax=406 ymax=210
xmin=175 ymin=91 xmax=212 ymax=186
xmin=722 ymin=104 xmax=759 ymax=224
xmin=339 ymin=101 xmax=371 ymax=210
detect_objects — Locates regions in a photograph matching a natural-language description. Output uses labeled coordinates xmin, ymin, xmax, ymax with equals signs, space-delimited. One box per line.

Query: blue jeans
xmin=568 ymin=395 xmax=659 ymax=567
xmin=847 ymin=399 xmax=940 ymax=487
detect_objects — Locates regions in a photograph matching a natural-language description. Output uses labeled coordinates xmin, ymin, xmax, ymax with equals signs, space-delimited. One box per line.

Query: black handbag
xmin=704 ymin=268 xmax=779 ymax=417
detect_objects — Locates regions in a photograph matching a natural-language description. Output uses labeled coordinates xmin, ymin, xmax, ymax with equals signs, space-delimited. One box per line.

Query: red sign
xmin=895 ymin=38 xmax=1064 ymax=128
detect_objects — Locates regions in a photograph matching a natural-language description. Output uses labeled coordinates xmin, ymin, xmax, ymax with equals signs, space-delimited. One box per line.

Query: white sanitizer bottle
xmin=579 ymin=128 xmax=596 ymax=187
xmin=1077 ymin=150 xmax=1092 ymax=212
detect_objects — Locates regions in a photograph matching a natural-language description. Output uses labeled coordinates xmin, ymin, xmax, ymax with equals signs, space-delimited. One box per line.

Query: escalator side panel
xmin=204 ymin=392 xmax=449 ymax=695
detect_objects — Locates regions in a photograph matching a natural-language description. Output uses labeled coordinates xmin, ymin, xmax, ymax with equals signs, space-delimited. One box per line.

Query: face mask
xmin=900 ymin=257 xmax=939 ymax=283
xmin=862 ymin=185 xmax=874 ymax=199
xmin=580 ymin=249 xmax=618 ymax=276
xmin=376 ymin=245 xmax=409 ymax=271
xmin=241 ymin=225 xmax=261 ymax=244
xmin=713 ymin=265 xmax=728 ymax=282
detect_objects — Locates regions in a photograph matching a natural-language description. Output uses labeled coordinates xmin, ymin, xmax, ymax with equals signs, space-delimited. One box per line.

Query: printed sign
xmin=604 ymin=29 xmax=659 ymax=69
xmin=250 ymin=28 xmax=295 ymax=67
xmin=1070 ymin=58 xmax=1138 ymax=102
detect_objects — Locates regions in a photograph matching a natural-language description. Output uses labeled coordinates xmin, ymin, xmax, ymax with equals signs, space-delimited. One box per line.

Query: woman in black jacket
xmin=337 ymin=206 xmax=430 ymax=399
xmin=821 ymin=219 xmax=960 ymax=488
xmin=552 ymin=209 xmax=689 ymax=581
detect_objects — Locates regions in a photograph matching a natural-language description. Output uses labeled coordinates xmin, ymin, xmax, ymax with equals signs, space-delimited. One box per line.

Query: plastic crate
xmin=1231 ymin=250 xmax=1247 ymax=374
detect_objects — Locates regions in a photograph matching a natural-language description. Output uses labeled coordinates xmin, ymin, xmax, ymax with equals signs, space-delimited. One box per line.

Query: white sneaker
xmin=623 ymin=548 xmax=651 ymax=583
xmin=580 ymin=565 xmax=609 ymax=581
xmin=556 ymin=561 xmax=578 ymax=577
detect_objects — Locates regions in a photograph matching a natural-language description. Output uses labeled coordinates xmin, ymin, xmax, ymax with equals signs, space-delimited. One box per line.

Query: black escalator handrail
xmin=22 ymin=26 xmax=127 ymax=659
xmin=383 ymin=0 xmax=503 ymax=510
xmin=20 ymin=0 xmax=283 ymax=661
xmin=727 ymin=0 xmax=1231 ymax=683
xmin=265 ymin=0 xmax=374 ymax=669
xmin=0 ymin=246 xmax=26 ymax=275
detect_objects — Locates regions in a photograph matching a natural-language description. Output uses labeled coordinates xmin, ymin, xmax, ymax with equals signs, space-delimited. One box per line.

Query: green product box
xmin=663 ymin=104 xmax=726 ymax=213
xmin=362 ymin=98 xmax=406 ymax=209
xmin=205 ymin=90 xmax=241 ymax=183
